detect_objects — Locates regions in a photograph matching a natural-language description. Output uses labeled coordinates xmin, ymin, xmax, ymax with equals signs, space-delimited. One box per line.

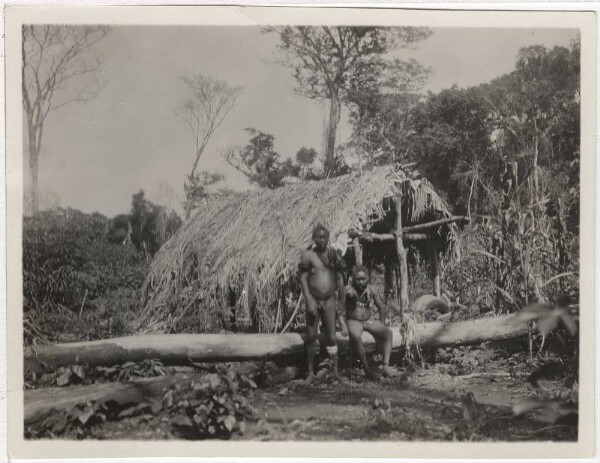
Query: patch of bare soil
xmin=239 ymin=369 xmax=575 ymax=442
xmin=86 ymin=349 xmax=576 ymax=442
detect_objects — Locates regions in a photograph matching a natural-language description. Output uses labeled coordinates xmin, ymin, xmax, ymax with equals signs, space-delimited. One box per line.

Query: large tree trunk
xmin=324 ymin=94 xmax=341 ymax=174
xmin=28 ymin=142 xmax=39 ymax=215
xmin=25 ymin=314 xmax=530 ymax=371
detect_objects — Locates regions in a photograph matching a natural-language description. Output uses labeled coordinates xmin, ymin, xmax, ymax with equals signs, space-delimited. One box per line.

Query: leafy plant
xmin=25 ymin=359 xmax=171 ymax=390
xmin=510 ymin=303 xmax=579 ymax=428
xmin=23 ymin=208 xmax=149 ymax=345
xmin=26 ymin=365 xmax=257 ymax=440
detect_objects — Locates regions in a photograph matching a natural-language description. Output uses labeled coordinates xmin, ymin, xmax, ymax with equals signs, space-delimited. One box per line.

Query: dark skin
xmin=299 ymin=229 xmax=347 ymax=385
xmin=344 ymin=270 xmax=395 ymax=379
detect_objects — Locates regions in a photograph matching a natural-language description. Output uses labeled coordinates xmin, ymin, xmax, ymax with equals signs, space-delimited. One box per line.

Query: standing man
xmin=298 ymin=224 xmax=348 ymax=385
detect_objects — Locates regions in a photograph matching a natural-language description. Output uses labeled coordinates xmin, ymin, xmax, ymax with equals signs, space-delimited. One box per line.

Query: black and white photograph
xmin=5 ymin=6 xmax=596 ymax=460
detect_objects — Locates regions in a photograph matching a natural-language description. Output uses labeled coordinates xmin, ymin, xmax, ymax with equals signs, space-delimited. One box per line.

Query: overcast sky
xmin=29 ymin=26 xmax=578 ymax=217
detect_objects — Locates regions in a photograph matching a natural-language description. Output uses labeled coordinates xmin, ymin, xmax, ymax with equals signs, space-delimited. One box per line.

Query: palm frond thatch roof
xmin=140 ymin=166 xmax=458 ymax=333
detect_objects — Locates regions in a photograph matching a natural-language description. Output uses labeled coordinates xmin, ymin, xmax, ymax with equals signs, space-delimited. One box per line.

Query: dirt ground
xmin=86 ymin=347 xmax=577 ymax=442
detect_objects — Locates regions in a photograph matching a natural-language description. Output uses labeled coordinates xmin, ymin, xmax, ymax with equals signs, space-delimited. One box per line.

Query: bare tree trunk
xmin=324 ymin=94 xmax=341 ymax=174
xmin=28 ymin=144 xmax=39 ymax=215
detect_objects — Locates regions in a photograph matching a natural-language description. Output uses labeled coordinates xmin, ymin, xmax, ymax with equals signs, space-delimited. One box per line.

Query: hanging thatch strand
xmin=140 ymin=166 xmax=458 ymax=334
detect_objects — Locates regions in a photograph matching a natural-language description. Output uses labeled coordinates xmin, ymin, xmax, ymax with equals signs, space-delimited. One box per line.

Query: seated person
xmin=344 ymin=265 xmax=395 ymax=380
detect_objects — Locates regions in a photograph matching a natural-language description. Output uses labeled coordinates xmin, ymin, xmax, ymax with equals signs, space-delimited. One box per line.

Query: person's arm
xmin=371 ymin=288 xmax=386 ymax=324
xmin=299 ymin=251 xmax=316 ymax=313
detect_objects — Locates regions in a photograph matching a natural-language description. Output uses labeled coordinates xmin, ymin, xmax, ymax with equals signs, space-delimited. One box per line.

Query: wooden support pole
xmin=384 ymin=260 xmax=394 ymax=307
xmin=432 ymin=241 xmax=441 ymax=297
xmin=394 ymin=197 xmax=410 ymax=316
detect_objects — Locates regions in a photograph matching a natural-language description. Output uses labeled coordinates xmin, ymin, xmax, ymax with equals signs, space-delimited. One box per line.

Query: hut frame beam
xmin=357 ymin=232 xmax=429 ymax=242
xmin=402 ymin=216 xmax=469 ymax=233
xmin=353 ymin=216 xmax=468 ymax=243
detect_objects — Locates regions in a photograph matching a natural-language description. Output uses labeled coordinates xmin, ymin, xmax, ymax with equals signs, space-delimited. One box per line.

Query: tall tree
xmin=175 ymin=74 xmax=242 ymax=219
xmin=183 ymin=171 xmax=225 ymax=214
xmin=109 ymin=190 xmax=183 ymax=259
xmin=22 ymin=25 xmax=110 ymax=214
xmin=266 ymin=26 xmax=431 ymax=175
xmin=482 ymin=41 xmax=580 ymax=208
xmin=225 ymin=128 xmax=294 ymax=189
xmin=408 ymin=87 xmax=497 ymax=215
xmin=346 ymin=91 xmax=424 ymax=168
xmin=295 ymin=147 xmax=317 ymax=180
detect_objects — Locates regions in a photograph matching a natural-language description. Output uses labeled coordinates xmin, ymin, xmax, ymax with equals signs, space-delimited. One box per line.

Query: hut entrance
xmin=349 ymin=183 xmax=468 ymax=321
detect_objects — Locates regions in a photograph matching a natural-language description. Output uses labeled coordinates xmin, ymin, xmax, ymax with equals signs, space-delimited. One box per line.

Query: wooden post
xmin=384 ymin=260 xmax=393 ymax=307
xmin=432 ymin=241 xmax=441 ymax=297
xmin=394 ymin=197 xmax=410 ymax=316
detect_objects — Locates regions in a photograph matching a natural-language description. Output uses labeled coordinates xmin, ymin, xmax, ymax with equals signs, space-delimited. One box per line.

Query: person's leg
xmin=348 ymin=320 xmax=380 ymax=380
xmin=304 ymin=308 xmax=319 ymax=385
xmin=321 ymin=297 xmax=341 ymax=378
xmin=364 ymin=320 xmax=395 ymax=377
xmin=347 ymin=320 xmax=367 ymax=367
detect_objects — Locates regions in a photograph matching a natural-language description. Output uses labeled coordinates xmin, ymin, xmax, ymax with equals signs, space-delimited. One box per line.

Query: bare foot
xmin=381 ymin=366 xmax=397 ymax=378
xmin=365 ymin=368 xmax=381 ymax=381
xmin=304 ymin=373 xmax=315 ymax=386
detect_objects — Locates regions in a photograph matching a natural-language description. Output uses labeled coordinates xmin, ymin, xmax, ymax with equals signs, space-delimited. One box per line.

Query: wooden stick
xmin=280 ymin=294 xmax=302 ymax=333
xmin=273 ymin=297 xmax=281 ymax=333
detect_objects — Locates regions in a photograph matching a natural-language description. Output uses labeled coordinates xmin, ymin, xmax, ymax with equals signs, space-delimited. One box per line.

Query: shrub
xmin=23 ymin=208 xmax=148 ymax=344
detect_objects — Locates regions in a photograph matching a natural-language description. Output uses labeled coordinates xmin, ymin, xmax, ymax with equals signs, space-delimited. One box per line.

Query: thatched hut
xmin=140 ymin=166 xmax=467 ymax=334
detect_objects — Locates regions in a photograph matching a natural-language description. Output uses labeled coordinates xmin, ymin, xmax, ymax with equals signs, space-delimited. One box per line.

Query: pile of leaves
xmin=25 ymin=359 xmax=171 ymax=390
xmin=167 ymin=370 xmax=257 ymax=439
xmin=25 ymin=365 xmax=258 ymax=440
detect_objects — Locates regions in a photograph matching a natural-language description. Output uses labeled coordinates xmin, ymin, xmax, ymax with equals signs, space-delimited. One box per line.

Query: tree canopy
xmin=267 ymin=26 xmax=432 ymax=175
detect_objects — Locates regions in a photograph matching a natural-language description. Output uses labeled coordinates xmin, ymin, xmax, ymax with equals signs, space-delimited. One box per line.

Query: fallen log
xmin=25 ymin=371 xmax=209 ymax=424
xmin=25 ymin=362 xmax=298 ymax=424
xmin=25 ymin=314 xmax=530 ymax=371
